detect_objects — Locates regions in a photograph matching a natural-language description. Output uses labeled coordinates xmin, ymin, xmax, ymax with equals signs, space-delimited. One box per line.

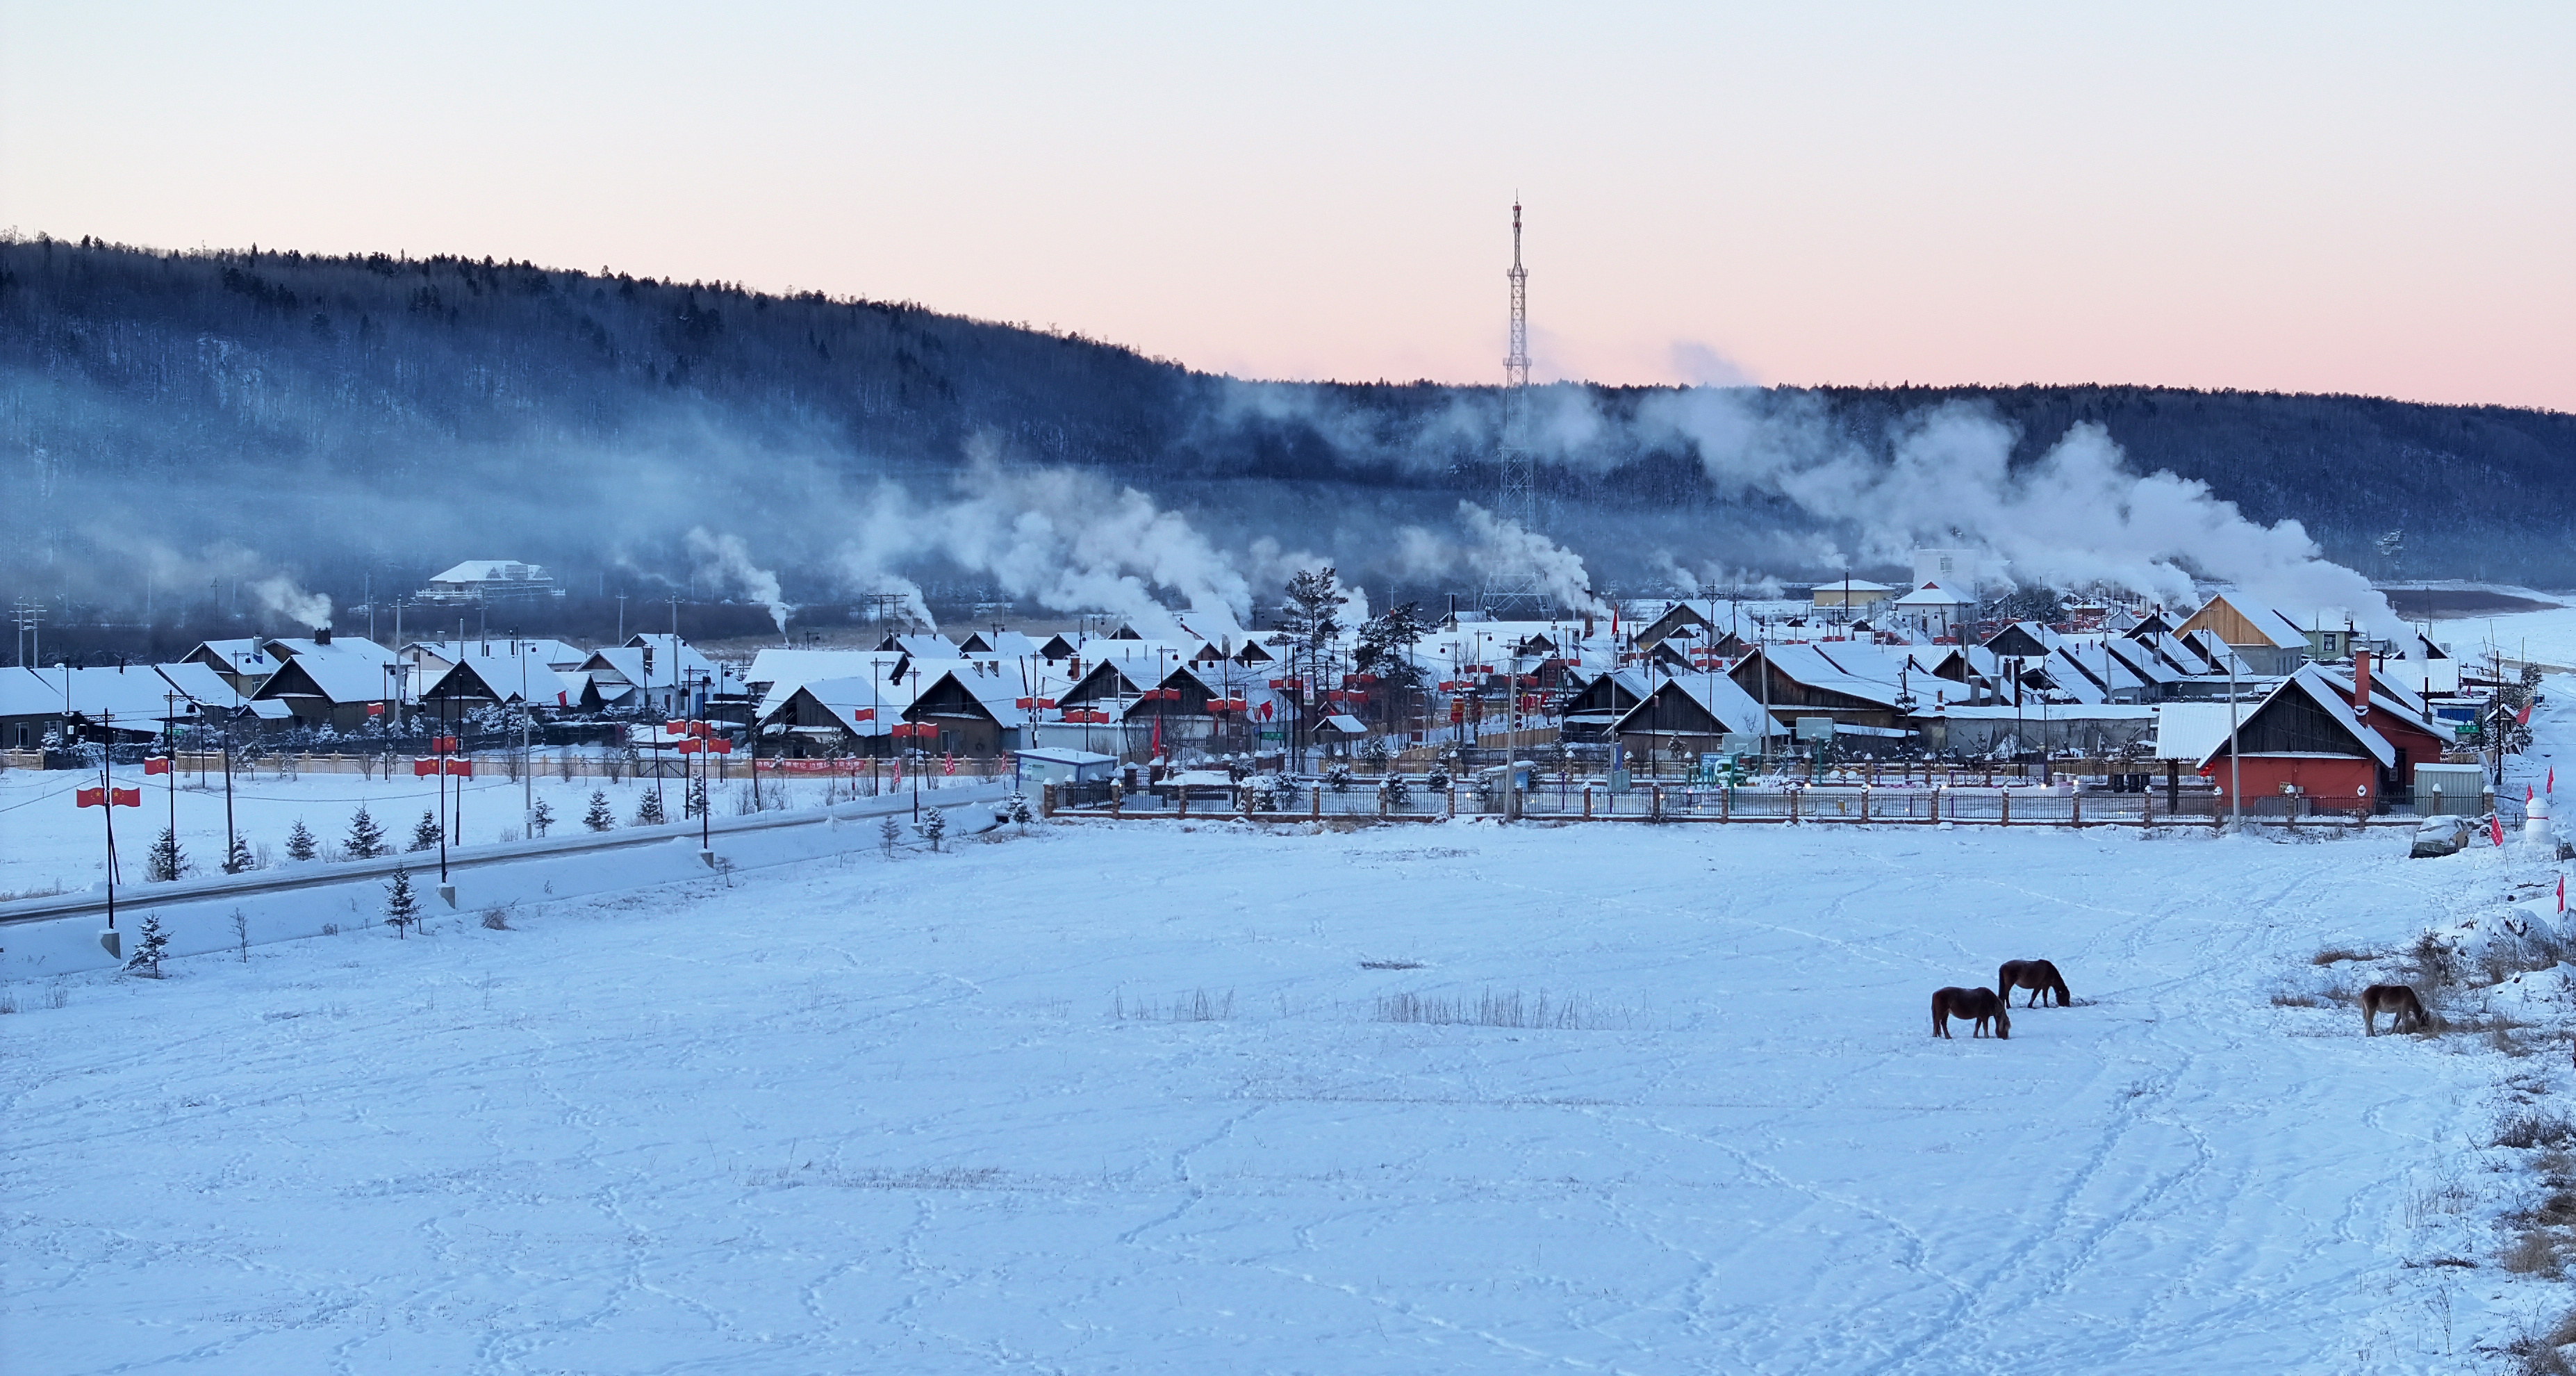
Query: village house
xmin=1610 ymin=673 xmax=1783 ymax=763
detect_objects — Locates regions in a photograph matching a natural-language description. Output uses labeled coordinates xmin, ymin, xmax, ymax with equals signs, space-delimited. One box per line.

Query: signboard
xmin=1257 ymin=729 xmax=1285 ymax=742
xmin=1795 ymin=716 xmax=1837 ymax=743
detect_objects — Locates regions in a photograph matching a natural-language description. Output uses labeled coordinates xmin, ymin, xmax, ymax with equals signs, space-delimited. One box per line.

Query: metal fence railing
xmin=1055 ymin=778 xmax=2448 ymax=827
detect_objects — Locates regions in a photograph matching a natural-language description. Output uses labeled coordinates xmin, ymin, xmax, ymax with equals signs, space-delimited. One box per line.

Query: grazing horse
xmin=1932 ymin=987 xmax=2012 ymax=1040
xmin=2360 ymin=983 xmax=2429 ymax=1036
xmin=1997 ymin=959 xmax=2072 ymax=1008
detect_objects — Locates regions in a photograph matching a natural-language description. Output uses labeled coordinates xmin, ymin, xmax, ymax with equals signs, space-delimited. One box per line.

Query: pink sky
xmin=5 ymin=3 xmax=2569 ymax=409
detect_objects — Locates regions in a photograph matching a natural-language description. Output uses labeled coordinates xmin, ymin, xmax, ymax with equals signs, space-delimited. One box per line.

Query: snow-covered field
xmin=7 ymin=683 xmax=2576 ymax=1372
xmin=0 ymin=764 xmax=938 ymax=903
xmin=4 ymin=815 xmax=2570 ymax=1372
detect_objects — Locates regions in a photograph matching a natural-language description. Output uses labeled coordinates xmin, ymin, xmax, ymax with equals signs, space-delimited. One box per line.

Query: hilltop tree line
xmin=3 ymin=233 xmax=2572 ymax=599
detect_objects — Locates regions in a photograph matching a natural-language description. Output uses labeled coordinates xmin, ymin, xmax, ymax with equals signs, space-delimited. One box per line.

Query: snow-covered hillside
xmin=8 ymin=784 xmax=2571 ymax=1372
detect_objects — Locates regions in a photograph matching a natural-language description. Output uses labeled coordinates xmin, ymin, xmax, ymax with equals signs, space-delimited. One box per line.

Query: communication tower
xmin=1481 ymin=199 xmax=1547 ymax=620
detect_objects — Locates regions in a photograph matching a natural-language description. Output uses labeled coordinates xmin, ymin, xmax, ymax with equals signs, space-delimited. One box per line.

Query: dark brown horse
xmin=1932 ymin=987 xmax=2011 ymax=1039
xmin=1997 ymin=959 xmax=2072 ymax=1008
xmin=2360 ymin=983 xmax=2429 ymax=1036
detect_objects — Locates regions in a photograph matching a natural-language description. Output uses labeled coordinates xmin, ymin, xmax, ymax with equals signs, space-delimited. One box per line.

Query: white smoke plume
xmin=825 ymin=439 xmax=1256 ymax=642
xmin=684 ymin=528 xmax=795 ymax=635
xmin=1641 ymin=393 xmax=2402 ymax=634
xmin=124 ymin=539 xmax=333 ymax=628
xmin=1394 ymin=502 xmax=1606 ymax=616
xmin=246 ymin=574 xmax=333 ymax=630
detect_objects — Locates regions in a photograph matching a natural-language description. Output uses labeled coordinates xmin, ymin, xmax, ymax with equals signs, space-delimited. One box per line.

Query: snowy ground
xmin=0 ymin=764 xmax=950 ymax=903
xmin=2452 ymin=603 xmax=2576 ymax=673
xmin=8 ymin=680 xmax=2576 ymax=1372
xmin=6 ymin=811 xmax=2574 ymax=1373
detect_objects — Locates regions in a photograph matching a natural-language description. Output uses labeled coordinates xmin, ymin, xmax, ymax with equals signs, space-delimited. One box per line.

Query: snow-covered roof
xmin=422 ymin=648 xmax=579 ymax=707
xmin=1017 ymin=747 xmax=1115 ymax=767
xmin=151 ymin=660 xmax=240 ymax=708
xmin=251 ymin=652 xmax=397 ymax=705
xmin=1890 ymin=582 xmax=1970 ymax=606
xmin=263 ymin=635 xmax=398 ymax=668
xmin=1316 ymin=714 xmax=1369 ymax=735
xmin=765 ymin=673 xmax=923 ymax=737
xmin=427 ymin=560 xmax=550 ymax=585
xmin=1 ymin=666 xmax=204 ymax=723
xmin=1612 ymin=673 xmax=1783 ymax=738
xmin=2190 ymin=665 xmax=2396 ymax=769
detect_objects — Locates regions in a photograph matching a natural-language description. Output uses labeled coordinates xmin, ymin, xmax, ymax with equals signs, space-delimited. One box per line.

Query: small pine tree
xmin=285 ymin=818 xmax=319 ymax=862
xmin=921 ymin=807 xmax=947 ymax=852
xmin=1327 ymin=764 xmax=1354 ymax=794
xmin=223 ymin=832 xmax=254 ymax=875
xmin=529 ymin=797 xmax=554 ymax=837
xmin=1426 ymin=768 xmax=1451 ymax=793
xmin=409 ymin=810 xmax=442 ymax=852
xmin=1007 ymin=794 xmax=1034 ymax=830
xmin=1382 ymin=775 xmax=1412 ymax=807
xmin=147 ymin=826 xmax=186 ymax=883
xmin=383 ymin=864 xmax=421 ymax=938
xmin=584 ymin=789 xmax=616 ymax=832
xmin=684 ymin=775 xmax=709 ymax=819
xmin=635 ymin=789 xmax=667 ymax=826
xmin=878 ymin=814 xmax=901 ymax=854
xmin=124 ymin=912 xmax=171 ymax=976
xmin=345 ymin=805 xmax=388 ymax=860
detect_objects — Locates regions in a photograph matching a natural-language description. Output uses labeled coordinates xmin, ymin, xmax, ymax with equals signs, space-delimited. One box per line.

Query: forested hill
xmin=4 ymin=234 xmax=2572 ymax=619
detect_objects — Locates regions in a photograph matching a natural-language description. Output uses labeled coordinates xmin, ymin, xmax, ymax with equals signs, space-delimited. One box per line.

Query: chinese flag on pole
xmin=111 ymin=787 xmax=141 ymax=807
xmin=413 ymin=757 xmax=438 ymax=777
xmin=2492 ymin=814 xmax=2507 ymax=848
xmin=445 ymin=759 xmax=472 ymax=778
xmin=76 ymin=786 xmax=106 ymax=808
xmin=144 ymin=757 xmax=172 ymax=776
xmin=2560 ymin=874 xmax=2566 ymax=913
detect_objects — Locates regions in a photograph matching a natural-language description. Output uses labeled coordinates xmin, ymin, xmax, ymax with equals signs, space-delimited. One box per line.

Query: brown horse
xmin=2360 ymin=983 xmax=2429 ymax=1036
xmin=1932 ymin=987 xmax=2012 ymax=1040
xmin=1997 ymin=959 xmax=2072 ymax=1008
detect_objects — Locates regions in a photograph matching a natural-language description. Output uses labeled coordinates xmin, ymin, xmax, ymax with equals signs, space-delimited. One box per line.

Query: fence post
xmin=1721 ymin=786 xmax=1730 ymax=823
xmin=2072 ymin=790 xmax=2081 ymax=828
xmin=1930 ymin=786 xmax=1940 ymax=825
xmin=1860 ymin=786 xmax=1870 ymax=824
xmin=2141 ymin=785 xmax=2152 ymax=831
xmin=1788 ymin=787 xmax=1799 ymax=825
xmin=2001 ymin=790 xmax=2011 ymax=827
xmin=1583 ymin=788 xmax=1592 ymax=820
xmin=1176 ymin=791 xmax=1188 ymax=818
xmin=1312 ymin=789 xmax=1321 ymax=821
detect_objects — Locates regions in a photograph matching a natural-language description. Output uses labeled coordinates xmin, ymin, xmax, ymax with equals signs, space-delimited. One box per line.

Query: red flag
xmin=366 ymin=702 xmax=385 ymax=717
xmin=144 ymin=757 xmax=172 ymax=776
xmin=2519 ymin=702 xmax=2535 ymax=726
xmin=2493 ymin=814 xmax=2507 ymax=848
xmin=1150 ymin=714 xmax=1162 ymax=759
xmin=708 ymin=737 xmax=731 ymax=755
xmin=413 ymin=757 xmax=439 ymax=777
xmin=434 ymin=735 xmax=459 ymax=754
xmin=2560 ymin=874 xmax=2566 ymax=913
xmin=666 ymin=719 xmax=690 ymax=735
xmin=943 ymin=753 xmax=956 ymax=776
xmin=676 ymin=739 xmax=702 ymax=755
xmin=556 ymin=691 xmax=568 ymax=707
xmin=445 ymin=759 xmax=472 ymax=778
xmin=76 ymin=786 xmax=106 ymax=808
xmin=111 ymin=787 xmax=140 ymax=807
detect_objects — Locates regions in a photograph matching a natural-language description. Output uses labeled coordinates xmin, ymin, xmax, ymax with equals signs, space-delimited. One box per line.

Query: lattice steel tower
xmin=1481 ymin=199 xmax=1547 ymax=620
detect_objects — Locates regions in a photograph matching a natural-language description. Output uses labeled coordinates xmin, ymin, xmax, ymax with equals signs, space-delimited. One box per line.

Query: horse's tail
xmin=1931 ymin=990 xmax=1947 ymax=1037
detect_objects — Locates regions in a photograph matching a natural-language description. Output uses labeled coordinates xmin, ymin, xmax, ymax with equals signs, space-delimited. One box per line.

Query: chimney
xmin=2352 ymin=648 xmax=2371 ymax=712
xmin=314 ymin=625 xmax=331 ymax=644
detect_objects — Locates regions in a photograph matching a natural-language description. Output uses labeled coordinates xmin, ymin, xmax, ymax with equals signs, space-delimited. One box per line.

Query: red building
xmin=2197 ymin=654 xmax=2450 ymax=814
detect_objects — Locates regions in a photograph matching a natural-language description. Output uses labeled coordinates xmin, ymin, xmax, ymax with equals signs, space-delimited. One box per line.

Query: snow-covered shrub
xmin=583 ymin=791 xmax=616 ymax=832
xmin=383 ymin=865 xmax=421 ymax=938
xmin=344 ymin=807 xmax=388 ymax=860
xmin=1326 ymin=765 xmax=1354 ymax=794
xmin=922 ymin=808 xmax=948 ymax=852
xmin=123 ymin=913 xmax=170 ymax=976
xmin=634 ymin=789 xmax=667 ymax=826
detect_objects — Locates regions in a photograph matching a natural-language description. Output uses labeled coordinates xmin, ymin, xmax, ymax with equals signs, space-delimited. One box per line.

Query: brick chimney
xmin=314 ymin=625 xmax=332 ymax=645
xmin=2352 ymin=648 xmax=2371 ymax=713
